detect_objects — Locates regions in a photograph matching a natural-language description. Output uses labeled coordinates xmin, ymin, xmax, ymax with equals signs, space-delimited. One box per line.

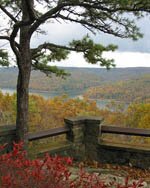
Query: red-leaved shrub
xmin=0 ymin=142 xmax=144 ymax=188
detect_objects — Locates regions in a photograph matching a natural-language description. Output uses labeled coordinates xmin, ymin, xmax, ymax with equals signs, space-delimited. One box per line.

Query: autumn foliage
xmin=0 ymin=91 xmax=149 ymax=146
xmin=0 ymin=142 xmax=144 ymax=188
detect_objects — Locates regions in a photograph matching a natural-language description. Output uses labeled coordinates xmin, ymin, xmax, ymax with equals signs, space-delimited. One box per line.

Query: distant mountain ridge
xmin=84 ymin=74 xmax=150 ymax=103
xmin=0 ymin=67 xmax=150 ymax=96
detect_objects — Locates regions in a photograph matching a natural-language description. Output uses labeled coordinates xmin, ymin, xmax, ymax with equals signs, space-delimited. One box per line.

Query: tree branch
xmin=0 ymin=36 xmax=10 ymax=41
xmin=31 ymin=42 xmax=78 ymax=55
xmin=57 ymin=14 xmax=125 ymax=38
xmin=31 ymin=60 xmax=69 ymax=77
xmin=30 ymin=0 xmax=150 ymax=38
xmin=0 ymin=35 xmax=20 ymax=50
xmin=24 ymin=0 xmax=37 ymax=21
xmin=10 ymin=23 xmax=21 ymax=62
xmin=31 ymin=36 xmax=117 ymax=69
xmin=0 ymin=5 xmax=17 ymax=22
xmin=29 ymin=3 xmax=66 ymax=35
xmin=63 ymin=1 xmax=150 ymax=13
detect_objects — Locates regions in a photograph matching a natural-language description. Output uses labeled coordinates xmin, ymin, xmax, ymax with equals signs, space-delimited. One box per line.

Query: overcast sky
xmin=1 ymin=12 xmax=150 ymax=68
xmin=32 ymin=16 xmax=150 ymax=53
xmin=31 ymin=16 xmax=150 ymax=68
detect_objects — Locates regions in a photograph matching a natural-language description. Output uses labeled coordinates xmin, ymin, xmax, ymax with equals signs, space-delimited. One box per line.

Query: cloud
xmin=0 ymin=9 xmax=149 ymax=68
xmin=90 ymin=17 xmax=150 ymax=53
xmin=31 ymin=22 xmax=87 ymax=47
xmin=52 ymin=51 xmax=150 ymax=68
xmin=31 ymin=16 xmax=150 ymax=53
xmin=104 ymin=51 xmax=150 ymax=68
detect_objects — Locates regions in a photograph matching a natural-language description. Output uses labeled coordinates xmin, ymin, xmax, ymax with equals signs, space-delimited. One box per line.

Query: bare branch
xmin=9 ymin=23 xmax=21 ymax=61
xmin=0 ymin=5 xmax=17 ymax=22
xmin=57 ymin=14 xmax=125 ymax=38
xmin=0 ymin=36 xmax=10 ymax=41
xmin=15 ymin=10 xmax=22 ymax=19
xmin=29 ymin=3 xmax=66 ymax=35
xmin=0 ymin=35 xmax=20 ymax=50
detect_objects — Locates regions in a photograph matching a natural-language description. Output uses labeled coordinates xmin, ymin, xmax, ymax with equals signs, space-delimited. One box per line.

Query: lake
xmin=1 ymin=88 xmax=83 ymax=99
xmin=0 ymin=88 xmax=125 ymax=110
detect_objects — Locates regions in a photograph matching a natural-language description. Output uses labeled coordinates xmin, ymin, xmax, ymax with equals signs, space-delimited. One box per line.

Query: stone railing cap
xmin=64 ymin=116 xmax=104 ymax=125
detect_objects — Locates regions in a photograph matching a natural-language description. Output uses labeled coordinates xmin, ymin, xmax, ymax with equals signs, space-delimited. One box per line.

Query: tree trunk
xmin=16 ymin=64 xmax=31 ymax=144
xmin=15 ymin=29 xmax=31 ymax=146
xmin=15 ymin=0 xmax=33 ymax=146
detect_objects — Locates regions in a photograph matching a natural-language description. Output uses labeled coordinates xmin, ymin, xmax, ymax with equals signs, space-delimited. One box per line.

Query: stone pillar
xmin=64 ymin=116 xmax=103 ymax=161
xmin=64 ymin=117 xmax=85 ymax=160
xmin=84 ymin=117 xmax=103 ymax=161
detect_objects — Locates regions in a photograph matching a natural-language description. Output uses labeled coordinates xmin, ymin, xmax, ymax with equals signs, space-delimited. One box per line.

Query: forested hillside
xmin=0 ymin=67 xmax=102 ymax=93
xmin=84 ymin=74 xmax=150 ymax=103
xmin=0 ymin=67 xmax=150 ymax=147
xmin=0 ymin=67 xmax=150 ymax=95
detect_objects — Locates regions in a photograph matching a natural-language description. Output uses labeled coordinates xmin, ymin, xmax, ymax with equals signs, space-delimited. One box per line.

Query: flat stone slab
xmin=69 ymin=167 xmax=150 ymax=188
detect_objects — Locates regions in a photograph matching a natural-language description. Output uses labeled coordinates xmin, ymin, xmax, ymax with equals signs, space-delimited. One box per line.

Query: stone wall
xmin=65 ymin=117 xmax=150 ymax=169
xmin=98 ymin=142 xmax=150 ymax=169
xmin=0 ymin=117 xmax=149 ymax=169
